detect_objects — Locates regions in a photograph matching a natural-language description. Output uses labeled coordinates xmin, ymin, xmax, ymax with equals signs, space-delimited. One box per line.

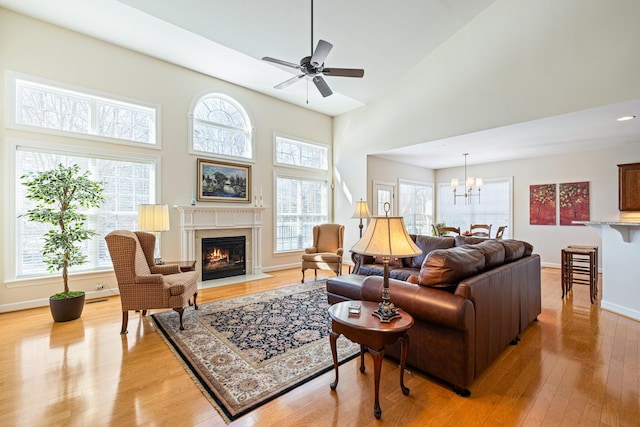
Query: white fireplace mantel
xmin=174 ymin=205 xmax=267 ymax=276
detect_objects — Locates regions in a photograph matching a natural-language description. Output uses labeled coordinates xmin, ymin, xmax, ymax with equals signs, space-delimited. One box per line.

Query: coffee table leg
xmin=399 ymin=333 xmax=410 ymax=395
xmin=360 ymin=344 xmax=366 ymax=373
xmin=329 ymin=330 xmax=339 ymax=390
xmin=369 ymin=347 xmax=384 ymax=419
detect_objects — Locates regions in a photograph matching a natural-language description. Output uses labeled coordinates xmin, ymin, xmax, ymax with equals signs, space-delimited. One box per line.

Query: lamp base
xmin=372 ymin=300 xmax=401 ymax=323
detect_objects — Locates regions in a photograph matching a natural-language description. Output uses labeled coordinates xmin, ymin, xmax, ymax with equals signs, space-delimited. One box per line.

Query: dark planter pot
xmin=49 ymin=293 xmax=86 ymax=322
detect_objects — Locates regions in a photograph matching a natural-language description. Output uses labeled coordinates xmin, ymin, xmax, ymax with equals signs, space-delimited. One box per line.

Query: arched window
xmin=190 ymin=93 xmax=253 ymax=160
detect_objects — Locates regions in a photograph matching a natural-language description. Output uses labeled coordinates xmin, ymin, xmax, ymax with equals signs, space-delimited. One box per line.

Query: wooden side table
xmin=164 ymin=260 xmax=196 ymax=272
xmin=328 ymin=300 xmax=414 ymax=419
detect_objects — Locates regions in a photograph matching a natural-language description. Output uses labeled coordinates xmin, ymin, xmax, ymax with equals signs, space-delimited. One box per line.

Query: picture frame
xmin=529 ymin=183 xmax=556 ymax=225
xmin=197 ymin=158 xmax=251 ymax=203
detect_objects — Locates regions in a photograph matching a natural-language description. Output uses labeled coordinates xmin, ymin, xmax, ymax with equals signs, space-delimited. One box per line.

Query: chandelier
xmin=451 ymin=153 xmax=482 ymax=205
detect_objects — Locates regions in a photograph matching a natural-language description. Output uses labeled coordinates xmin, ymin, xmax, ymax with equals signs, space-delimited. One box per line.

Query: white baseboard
xmin=0 ymin=288 xmax=120 ymax=313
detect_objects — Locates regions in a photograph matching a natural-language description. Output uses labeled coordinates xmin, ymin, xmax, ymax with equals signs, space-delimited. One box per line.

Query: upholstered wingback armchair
xmin=105 ymin=230 xmax=199 ymax=334
xmin=301 ymin=223 xmax=344 ymax=283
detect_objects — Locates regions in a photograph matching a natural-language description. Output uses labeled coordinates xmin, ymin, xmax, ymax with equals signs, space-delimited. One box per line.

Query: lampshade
xmin=351 ymin=215 xmax=421 ymax=258
xmin=137 ymin=204 xmax=170 ymax=232
xmin=351 ymin=199 xmax=371 ymax=219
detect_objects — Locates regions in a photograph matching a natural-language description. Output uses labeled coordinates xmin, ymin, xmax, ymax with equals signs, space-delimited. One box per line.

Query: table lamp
xmin=351 ymin=202 xmax=421 ymax=322
xmin=137 ymin=204 xmax=170 ymax=263
xmin=351 ymin=198 xmax=371 ymax=238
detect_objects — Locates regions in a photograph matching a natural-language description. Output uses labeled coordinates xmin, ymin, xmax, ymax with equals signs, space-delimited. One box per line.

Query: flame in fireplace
xmin=206 ymin=247 xmax=229 ymax=266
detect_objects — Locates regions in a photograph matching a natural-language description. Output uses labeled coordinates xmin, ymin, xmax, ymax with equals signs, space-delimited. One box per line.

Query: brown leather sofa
xmin=327 ymin=235 xmax=541 ymax=396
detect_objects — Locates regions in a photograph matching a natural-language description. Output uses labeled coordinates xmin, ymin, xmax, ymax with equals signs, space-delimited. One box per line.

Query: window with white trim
xmin=13 ymin=76 xmax=158 ymax=146
xmin=190 ymin=93 xmax=253 ymax=160
xmin=275 ymin=135 xmax=328 ymax=171
xmin=437 ymin=178 xmax=512 ymax=239
xmin=16 ymin=148 xmax=157 ymax=277
xmin=399 ymin=180 xmax=434 ymax=235
xmin=275 ymin=175 xmax=329 ymax=252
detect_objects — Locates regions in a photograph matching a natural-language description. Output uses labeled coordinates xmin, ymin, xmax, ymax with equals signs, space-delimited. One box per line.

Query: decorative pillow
xmin=407 ymin=274 xmax=419 ymax=284
xmin=419 ymin=246 xmax=486 ymax=287
xmin=473 ymin=240 xmax=506 ymax=270
xmin=500 ymin=240 xmax=525 ymax=262
xmin=408 ymin=235 xmax=455 ymax=268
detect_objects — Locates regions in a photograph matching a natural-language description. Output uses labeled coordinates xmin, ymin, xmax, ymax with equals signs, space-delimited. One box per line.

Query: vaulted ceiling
xmin=1 ymin=0 xmax=639 ymax=168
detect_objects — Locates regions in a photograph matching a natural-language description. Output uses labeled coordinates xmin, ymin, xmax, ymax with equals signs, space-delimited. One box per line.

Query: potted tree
xmin=20 ymin=163 xmax=104 ymax=322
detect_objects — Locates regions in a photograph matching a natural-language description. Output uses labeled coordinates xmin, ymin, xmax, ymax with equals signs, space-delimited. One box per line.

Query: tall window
xmin=274 ymin=135 xmax=330 ymax=253
xmin=12 ymin=75 xmax=158 ymax=146
xmin=399 ymin=180 xmax=434 ymax=235
xmin=437 ymin=178 xmax=512 ymax=239
xmin=275 ymin=175 xmax=329 ymax=252
xmin=15 ymin=148 xmax=156 ymax=277
xmin=190 ymin=93 xmax=253 ymax=160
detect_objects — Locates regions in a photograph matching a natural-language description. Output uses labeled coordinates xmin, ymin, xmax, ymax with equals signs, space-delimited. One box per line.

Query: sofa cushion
xmin=454 ymin=235 xmax=487 ymax=246
xmin=500 ymin=240 xmax=525 ymax=262
xmin=408 ymin=235 xmax=455 ymax=268
xmin=375 ymin=256 xmax=403 ymax=267
xmin=419 ymin=245 xmax=486 ymax=287
xmin=473 ymin=240 xmax=506 ymax=270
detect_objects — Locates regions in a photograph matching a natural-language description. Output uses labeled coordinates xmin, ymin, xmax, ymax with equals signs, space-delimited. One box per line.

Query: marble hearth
xmin=174 ymin=206 xmax=268 ymax=284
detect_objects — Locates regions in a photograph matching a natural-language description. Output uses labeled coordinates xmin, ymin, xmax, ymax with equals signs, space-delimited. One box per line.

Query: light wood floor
xmin=1 ymin=267 xmax=638 ymax=426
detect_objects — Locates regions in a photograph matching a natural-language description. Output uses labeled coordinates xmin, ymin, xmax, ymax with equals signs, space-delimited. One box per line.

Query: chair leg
xmin=301 ymin=268 xmax=306 ymax=283
xmin=120 ymin=311 xmax=129 ymax=334
xmin=173 ymin=307 xmax=185 ymax=330
xmin=193 ymin=291 xmax=199 ymax=310
xmin=142 ymin=309 xmax=148 ymax=316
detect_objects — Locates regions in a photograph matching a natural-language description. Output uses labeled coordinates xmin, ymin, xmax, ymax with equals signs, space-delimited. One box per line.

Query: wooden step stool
xmin=561 ymin=245 xmax=598 ymax=303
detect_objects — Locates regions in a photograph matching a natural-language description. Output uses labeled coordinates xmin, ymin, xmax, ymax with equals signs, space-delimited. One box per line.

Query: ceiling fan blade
xmin=274 ymin=74 xmax=305 ymax=90
xmin=262 ymin=56 xmax=302 ymax=70
xmin=310 ymin=40 xmax=333 ymax=67
xmin=312 ymin=76 xmax=333 ymax=97
xmin=323 ymin=67 xmax=365 ymax=78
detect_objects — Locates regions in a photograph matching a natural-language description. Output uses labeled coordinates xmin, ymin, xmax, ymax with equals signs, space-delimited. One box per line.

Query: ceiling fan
xmin=261 ymin=0 xmax=364 ymax=98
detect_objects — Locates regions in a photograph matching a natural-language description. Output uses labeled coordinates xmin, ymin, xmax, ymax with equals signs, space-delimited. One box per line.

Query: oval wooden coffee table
xmin=328 ymin=300 xmax=414 ymax=419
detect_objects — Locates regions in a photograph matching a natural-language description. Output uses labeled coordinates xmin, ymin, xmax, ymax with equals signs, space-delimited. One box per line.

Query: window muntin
xmin=275 ymin=136 xmax=328 ymax=171
xmin=399 ymin=180 xmax=434 ymax=235
xmin=275 ymin=175 xmax=329 ymax=252
xmin=191 ymin=94 xmax=253 ymax=160
xmin=16 ymin=148 xmax=156 ymax=277
xmin=14 ymin=77 xmax=157 ymax=145
xmin=437 ymin=178 xmax=512 ymax=239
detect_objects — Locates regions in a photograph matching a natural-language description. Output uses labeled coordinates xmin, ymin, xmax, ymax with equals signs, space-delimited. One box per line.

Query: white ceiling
xmin=2 ymin=0 xmax=639 ymax=169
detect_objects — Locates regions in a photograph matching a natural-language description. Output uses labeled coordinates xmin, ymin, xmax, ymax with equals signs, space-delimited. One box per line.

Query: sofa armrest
xmin=351 ymin=251 xmax=375 ymax=274
xmin=361 ymin=276 xmax=473 ymax=332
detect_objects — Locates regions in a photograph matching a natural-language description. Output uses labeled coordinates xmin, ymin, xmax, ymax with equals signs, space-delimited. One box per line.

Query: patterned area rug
xmin=151 ymin=281 xmax=360 ymax=423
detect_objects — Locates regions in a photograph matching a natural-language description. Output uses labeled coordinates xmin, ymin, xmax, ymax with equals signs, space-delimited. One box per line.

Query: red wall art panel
xmin=559 ymin=181 xmax=590 ymax=225
xmin=530 ymin=184 xmax=556 ymax=225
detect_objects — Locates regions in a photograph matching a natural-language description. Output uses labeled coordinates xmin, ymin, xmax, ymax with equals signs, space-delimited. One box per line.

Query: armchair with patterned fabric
xmin=105 ymin=230 xmax=199 ymax=334
xmin=301 ymin=224 xmax=345 ymax=283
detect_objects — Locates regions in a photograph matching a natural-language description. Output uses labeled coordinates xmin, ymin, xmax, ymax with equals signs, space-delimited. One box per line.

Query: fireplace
xmin=201 ymin=236 xmax=246 ymax=281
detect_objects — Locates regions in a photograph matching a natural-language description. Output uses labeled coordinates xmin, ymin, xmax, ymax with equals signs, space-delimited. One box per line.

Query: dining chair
xmin=495 ymin=225 xmax=507 ymax=239
xmin=437 ymin=225 xmax=460 ymax=236
xmin=470 ymin=224 xmax=492 ymax=237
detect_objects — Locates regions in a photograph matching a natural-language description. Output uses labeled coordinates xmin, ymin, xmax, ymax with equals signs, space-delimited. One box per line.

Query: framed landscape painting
xmin=559 ymin=181 xmax=589 ymax=225
xmin=197 ymin=158 xmax=251 ymax=203
xmin=529 ymin=183 xmax=556 ymax=225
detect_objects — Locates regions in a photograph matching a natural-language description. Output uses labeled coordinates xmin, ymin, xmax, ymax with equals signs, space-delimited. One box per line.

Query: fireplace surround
xmin=175 ymin=206 xmax=266 ymax=282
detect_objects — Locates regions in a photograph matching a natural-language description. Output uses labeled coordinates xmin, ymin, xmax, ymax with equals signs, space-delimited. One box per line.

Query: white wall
xmin=334 ymin=0 xmax=640 ymax=261
xmin=436 ymin=145 xmax=640 ymax=267
xmin=0 ymin=9 xmax=332 ymax=309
